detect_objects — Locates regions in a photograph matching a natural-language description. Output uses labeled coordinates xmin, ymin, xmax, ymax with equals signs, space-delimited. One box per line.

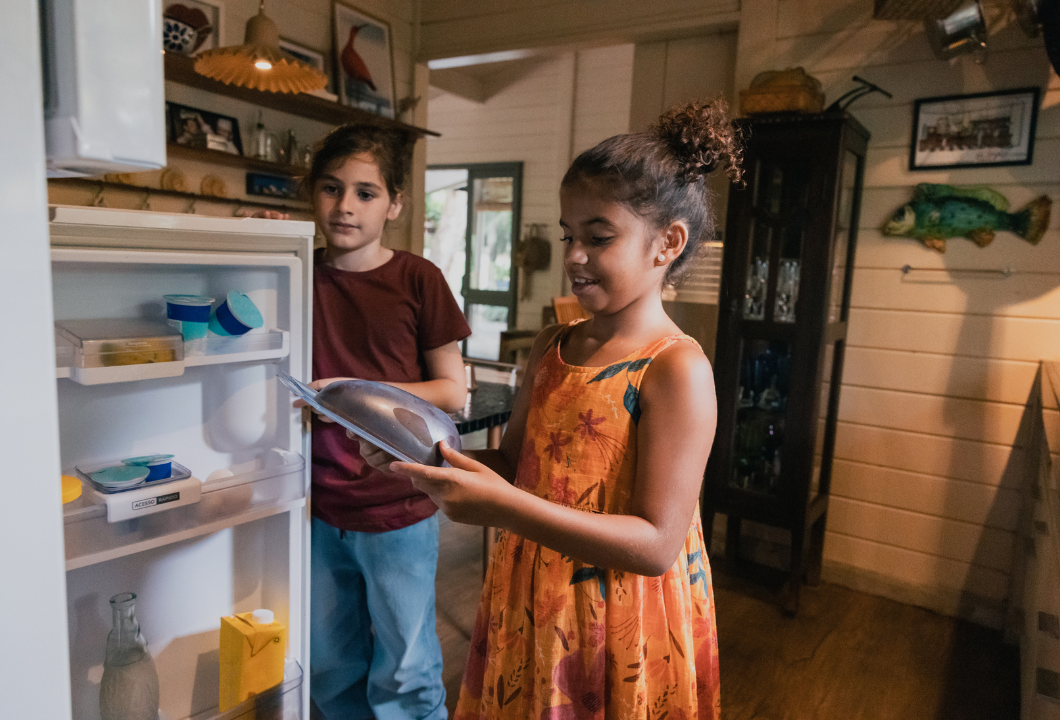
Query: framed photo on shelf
xmin=280 ymin=37 xmax=332 ymax=94
xmin=166 ymin=102 xmax=243 ymax=156
xmin=163 ymin=0 xmax=224 ymax=55
xmin=246 ymin=172 xmax=300 ymax=199
xmin=910 ymin=87 xmax=1039 ymax=170
xmin=332 ymin=2 xmax=395 ymax=118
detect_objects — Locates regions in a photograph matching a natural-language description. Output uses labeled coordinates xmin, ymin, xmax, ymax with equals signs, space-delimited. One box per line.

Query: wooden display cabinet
xmin=703 ymin=112 xmax=869 ymax=615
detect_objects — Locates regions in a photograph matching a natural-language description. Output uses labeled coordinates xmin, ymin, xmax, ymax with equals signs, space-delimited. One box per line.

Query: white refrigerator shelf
xmin=181 ymin=658 xmax=303 ymax=720
xmin=56 ymin=329 xmax=290 ymax=384
xmin=63 ymin=450 xmax=306 ymax=570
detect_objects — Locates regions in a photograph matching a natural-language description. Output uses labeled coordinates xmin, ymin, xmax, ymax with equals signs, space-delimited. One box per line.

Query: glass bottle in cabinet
xmin=704 ymin=112 xmax=868 ymax=615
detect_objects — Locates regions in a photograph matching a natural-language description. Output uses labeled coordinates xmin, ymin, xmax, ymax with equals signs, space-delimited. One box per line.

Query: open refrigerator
xmin=49 ymin=205 xmax=314 ymax=720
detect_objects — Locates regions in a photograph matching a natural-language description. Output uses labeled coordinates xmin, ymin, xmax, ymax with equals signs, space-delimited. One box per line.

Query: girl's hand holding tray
xmin=277 ymin=370 xmax=462 ymax=467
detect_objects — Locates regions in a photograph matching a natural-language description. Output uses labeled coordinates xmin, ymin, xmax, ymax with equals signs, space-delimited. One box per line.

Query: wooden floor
xmin=435 ymin=516 xmax=1020 ymax=719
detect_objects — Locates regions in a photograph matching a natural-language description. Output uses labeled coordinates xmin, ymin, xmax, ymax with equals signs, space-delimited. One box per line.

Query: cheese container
xmin=55 ymin=319 xmax=184 ymax=368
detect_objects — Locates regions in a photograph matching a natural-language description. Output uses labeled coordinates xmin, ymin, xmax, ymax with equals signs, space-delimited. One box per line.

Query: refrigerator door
xmin=0 ymin=1 xmax=72 ymax=718
xmin=50 ymin=207 xmax=315 ymax=720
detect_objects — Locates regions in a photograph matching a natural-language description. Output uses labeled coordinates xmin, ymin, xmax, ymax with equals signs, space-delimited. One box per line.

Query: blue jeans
xmin=310 ymin=515 xmax=446 ymax=720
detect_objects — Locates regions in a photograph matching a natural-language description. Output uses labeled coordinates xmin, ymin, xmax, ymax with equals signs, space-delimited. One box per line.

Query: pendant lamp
xmin=194 ymin=0 xmax=327 ymax=94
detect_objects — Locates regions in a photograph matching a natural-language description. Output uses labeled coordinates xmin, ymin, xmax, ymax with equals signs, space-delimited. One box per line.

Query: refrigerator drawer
xmin=56 ymin=329 xmax=290 ymax=384
xmin=63 ymin=451 xmax=306 ymax=570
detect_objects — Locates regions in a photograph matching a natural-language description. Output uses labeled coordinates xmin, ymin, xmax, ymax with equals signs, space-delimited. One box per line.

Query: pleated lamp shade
xmin=193 ymin=2 xmax=327 ymax=94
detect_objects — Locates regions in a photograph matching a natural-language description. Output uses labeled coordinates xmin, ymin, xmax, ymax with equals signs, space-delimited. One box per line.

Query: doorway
xmin=424 ymin=163 xmax=523 ymax=360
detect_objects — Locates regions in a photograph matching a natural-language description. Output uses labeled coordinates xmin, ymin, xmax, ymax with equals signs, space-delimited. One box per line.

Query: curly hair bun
xmin=654 ymin=99 xmax=743 ymax=184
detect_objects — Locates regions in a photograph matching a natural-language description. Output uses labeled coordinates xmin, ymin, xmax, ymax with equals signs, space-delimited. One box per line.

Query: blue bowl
xmin=210 ymin=291 xmax=264 ymax=336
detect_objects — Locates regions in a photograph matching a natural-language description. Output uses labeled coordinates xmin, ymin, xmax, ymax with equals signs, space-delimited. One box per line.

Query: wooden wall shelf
xmin=49 ymin=177 xmax=310 ymax=214
xmin=166 ymin=143 xmax=304 ymax=176
xmin=164 ymin=53 xmax=439 ymax=137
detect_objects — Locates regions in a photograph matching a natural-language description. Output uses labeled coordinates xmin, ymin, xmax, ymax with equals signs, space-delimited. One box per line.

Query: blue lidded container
xmin=164 ymin=295 xmax=214 ymax=341
xmin=210 ymin=291 xmax=264 ymax=336
xmin=91 ymin=465 xmax=150 ymax=489
xmin=122 ymin=454 xmax=175 ymax=481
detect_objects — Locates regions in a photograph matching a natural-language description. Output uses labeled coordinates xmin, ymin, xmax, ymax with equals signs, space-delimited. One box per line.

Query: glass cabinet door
xmin=731 ymin=339 xmax=792 ymax=495
xmin=742 ymin=161 xmax=809 ymax=324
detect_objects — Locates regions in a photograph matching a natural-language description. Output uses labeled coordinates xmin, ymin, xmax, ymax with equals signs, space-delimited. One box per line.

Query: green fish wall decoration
xmin=882 ymin=183 xmax=1051 ymax=253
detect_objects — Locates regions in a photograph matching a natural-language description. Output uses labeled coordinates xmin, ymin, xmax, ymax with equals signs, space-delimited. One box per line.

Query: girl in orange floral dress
xmin=358 ymin=100 xmax=742 ymax=719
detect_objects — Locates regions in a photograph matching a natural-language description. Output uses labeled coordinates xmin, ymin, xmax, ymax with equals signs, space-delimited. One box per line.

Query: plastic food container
xmin=278 ymin=371 xmax=462 ymax=467
xmin=210 ymin=292 xmax=264 ymax=337
xmin=164 ymin=293 xmax=214 ymax=352
xmin=76 ymin=458 xmax=193 ymax=495
xmin=54 ymin=319 xmax=184 ymax=368
xmin=89 ymin=465 xmax=150 ymax=490
xmin=61 ymin=475 xmax=83 ymax=504
xmin=122 ymin=454 xmax=175 ymax=481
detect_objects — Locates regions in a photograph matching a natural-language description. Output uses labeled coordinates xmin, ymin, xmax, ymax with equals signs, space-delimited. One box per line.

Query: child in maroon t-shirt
xmin=297 ymin=124 xmax=470 ymax=720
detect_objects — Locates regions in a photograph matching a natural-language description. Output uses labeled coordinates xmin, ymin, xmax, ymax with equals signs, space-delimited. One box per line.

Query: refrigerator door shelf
xmin=63 ymin=452 xmax=306 ymax=571
xmin=97 ymin=474 xmax=201 ymax=523
xmin=186 ymin=658 xmax=303 ymax=720
xmin=57 ymin=330 xmax=290 ymax=383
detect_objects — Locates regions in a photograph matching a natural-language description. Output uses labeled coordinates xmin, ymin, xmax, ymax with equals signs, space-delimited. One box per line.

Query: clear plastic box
xmin=55 ymin=319 xmax=184 ymax=368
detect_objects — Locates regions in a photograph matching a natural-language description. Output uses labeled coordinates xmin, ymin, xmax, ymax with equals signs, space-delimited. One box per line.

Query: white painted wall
xmin=733 ymin=0 xmax=1060 ymax=626
xmin=426 ymin=45 xmax=635 ymax=329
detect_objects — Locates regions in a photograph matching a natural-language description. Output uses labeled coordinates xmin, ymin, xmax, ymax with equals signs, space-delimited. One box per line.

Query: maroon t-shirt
xmin=311 ymin=249 xmax=470 ymax=532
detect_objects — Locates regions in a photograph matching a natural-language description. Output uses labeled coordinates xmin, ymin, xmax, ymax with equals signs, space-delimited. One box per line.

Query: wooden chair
xmin=553 ymin=295 xmax=591 ymax=324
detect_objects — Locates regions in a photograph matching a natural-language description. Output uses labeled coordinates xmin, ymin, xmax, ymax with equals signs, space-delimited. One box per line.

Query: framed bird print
xmin=332 ymin=3 xmax=396 ymax=119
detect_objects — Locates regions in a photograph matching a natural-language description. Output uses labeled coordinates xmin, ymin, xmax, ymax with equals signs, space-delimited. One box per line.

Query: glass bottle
xmin=99 ymin=593 xmax=160 ymax=720
xmin=252 ymin=111 xmax=269 ymax=161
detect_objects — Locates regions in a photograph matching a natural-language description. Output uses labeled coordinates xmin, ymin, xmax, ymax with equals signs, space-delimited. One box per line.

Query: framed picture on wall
xmin=909 ymin=87 xmax=1040 ymax=170
xmin=332 ymin=2 xmax=395 ymax=118
xmin=279 ymin=38 xmax=331 ymax=91
xmin=166 ymin=102 xmax=243 ymax=156
xmin=163 ymin=0 xmax=224 ymax=55
xmin=247 ymin=172 xmax=300 ymax=199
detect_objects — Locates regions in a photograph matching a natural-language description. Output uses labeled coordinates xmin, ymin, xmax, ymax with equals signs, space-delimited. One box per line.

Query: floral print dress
xmin=455 ymin=322 xmax=721 ymax=720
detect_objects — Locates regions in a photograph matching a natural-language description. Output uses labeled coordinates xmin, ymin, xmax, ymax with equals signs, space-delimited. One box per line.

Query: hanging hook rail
xmin=901 ymin=264 xmax=1014 ymax=276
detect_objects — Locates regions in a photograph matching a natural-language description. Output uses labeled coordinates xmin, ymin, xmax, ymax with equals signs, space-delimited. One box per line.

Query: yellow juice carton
xmin=219 ymin=609 xmax=287 ymax=711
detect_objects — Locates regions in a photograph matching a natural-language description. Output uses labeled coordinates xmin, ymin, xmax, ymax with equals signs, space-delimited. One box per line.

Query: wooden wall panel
xmin=852 ymin=232 xmax=1060 ymax=275
xmin=823 ymin=531 xmax=1010 ymax=602
xmin=833 ymin=422 xmax=1020 ymax=488
xmin=827 ymin=497 xmax=1014 ymax=572
xmin=830 ymin=459 xmax=1022 ymax=530
xmin=842 ymin=347 xmax=1039 ymax=405
xmin=846 ymin=309 xmax=1060 ymax=363
xmin=572 ymin=45 xmax=635 ymax=155
xmin=849 ymin=267 xmax=1060 ymax=318
xmin=863 ymin=139 xmax=1060 ymax=188
xmin=837 ymin=385 xmax=1025 ymax=445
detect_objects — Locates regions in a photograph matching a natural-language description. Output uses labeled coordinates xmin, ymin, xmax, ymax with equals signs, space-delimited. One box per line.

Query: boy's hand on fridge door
xmin=392 ymin=442 xmax=510 ymax=526
xmin=247 ymin=209 xmax=290 ymax=220
xmin=347 ymin=431 xmax=400 ymax=473
xmin=292 ymin=377 xmax=350 ymax=422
